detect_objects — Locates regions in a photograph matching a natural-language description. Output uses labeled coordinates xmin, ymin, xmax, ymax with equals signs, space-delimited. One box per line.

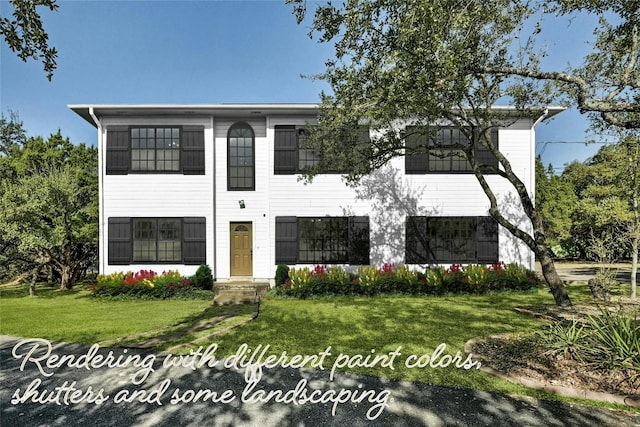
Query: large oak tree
xmin=0 ymin=115 xmax=98 ymax=291
xmin=286 ymin=0 xmax=638 ymax=306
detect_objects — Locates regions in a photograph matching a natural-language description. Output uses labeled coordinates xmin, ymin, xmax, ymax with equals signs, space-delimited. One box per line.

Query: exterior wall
xmin=92 ymin=107 xmax=538 ymax=280
xmin=214 ymin=117 xmax=272 ymax=281
xmin=99 ymin=116 xmax=215 ymax=275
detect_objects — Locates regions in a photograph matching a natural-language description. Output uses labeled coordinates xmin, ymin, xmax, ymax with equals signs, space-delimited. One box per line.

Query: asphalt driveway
xmin=538 ymin=261 xmax=638 ymax=284
xmin=1 ymin=336 xmax=638 ymax=427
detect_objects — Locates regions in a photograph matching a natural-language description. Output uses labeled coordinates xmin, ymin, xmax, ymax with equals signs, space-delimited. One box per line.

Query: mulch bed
xmin=469 ymin=300 xmax=640 ymax=403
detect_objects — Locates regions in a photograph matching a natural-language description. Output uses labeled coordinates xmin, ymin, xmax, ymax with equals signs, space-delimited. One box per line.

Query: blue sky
xmin=1 ymin=0 xmax=608 ymax=171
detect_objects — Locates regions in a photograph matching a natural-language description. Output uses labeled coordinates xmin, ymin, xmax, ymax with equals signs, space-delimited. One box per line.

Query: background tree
xmin=0 ymin=114 xmax=97 ymax=291
xmin=535 ymin=157 xmax=577 ymax=258
xmin=563 ymin=137 xmax=640 ymax=299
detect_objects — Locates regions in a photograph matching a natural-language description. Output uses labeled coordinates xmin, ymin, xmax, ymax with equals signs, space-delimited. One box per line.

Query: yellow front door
xmin=230 ymin=222 xmax=252 ymax=276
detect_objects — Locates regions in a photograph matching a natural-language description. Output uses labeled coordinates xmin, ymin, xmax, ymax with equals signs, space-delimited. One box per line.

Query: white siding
xmin=100 ymin=117 xmax=214 ymax=276
xmin=96 ymin=109 xmax=537 ymax=279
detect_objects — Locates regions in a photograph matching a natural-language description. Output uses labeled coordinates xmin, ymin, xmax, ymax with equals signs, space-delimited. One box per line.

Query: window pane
xmin=133 ymin=219 xmax=156 ymax=261
xmin=130 ymin=127 xmax=180 ymax=172
xmin=228 ymin=124 xmax=254 ymax=189
xmin=299 ymin=217 xmax=348 ymax=263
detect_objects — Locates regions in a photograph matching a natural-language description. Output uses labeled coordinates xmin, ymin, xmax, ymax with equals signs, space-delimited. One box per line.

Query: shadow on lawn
xmin=2 ymin=337 xmax=638 ymax=426
xmin=0 ymin=283 xmax=86 ymax=299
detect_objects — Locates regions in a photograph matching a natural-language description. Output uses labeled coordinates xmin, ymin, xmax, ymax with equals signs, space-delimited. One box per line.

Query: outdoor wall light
xmin=239 ymin=200 xmax=245 ymax=209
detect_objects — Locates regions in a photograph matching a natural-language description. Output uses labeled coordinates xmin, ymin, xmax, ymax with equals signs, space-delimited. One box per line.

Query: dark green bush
xmin=275 ymin=264 xmax=290 ymax=286
xmin=190 ymin=264 xmax=214 ymax=290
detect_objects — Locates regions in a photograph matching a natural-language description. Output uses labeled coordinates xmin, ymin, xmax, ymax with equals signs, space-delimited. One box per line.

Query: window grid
xmin=427 ymin=127 xmax=472 ymax=172
xmin=133 ymin=219 xmax=181 ymax=262
xmin=297 ymin=131 xmax=321 ymax=171
xmin=428 ymin=218 xmax=475 ymax=262
xmin=131 ymin=127 xmax=180 ymax=172
xmin=298 ymin=218 xmax=349 ymax=263
xmin=406 ymin=216 xmax=481 ymax=263
xmin=228 ymin=124 xmax=255 ymax=190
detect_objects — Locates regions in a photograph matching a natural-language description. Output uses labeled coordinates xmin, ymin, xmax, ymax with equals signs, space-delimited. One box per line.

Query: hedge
xmin=93 ymin=268 xmax=213 ymax=300
xmin=274 ymin=262 xmax=541 ymax=298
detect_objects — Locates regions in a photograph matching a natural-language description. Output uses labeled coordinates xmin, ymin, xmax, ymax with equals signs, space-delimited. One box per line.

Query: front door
xmin=230 ymin=222 xmax=252 ymax=276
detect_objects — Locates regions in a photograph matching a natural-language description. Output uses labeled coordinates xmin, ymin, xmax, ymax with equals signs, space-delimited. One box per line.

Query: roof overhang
xmin=68 ymin=103 xmax=321 ymax=127
xmin=68 ymin=103 xmax=565 ymax=128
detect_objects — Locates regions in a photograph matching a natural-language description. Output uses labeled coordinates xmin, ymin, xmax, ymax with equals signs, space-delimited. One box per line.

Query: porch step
xmin=213 ymin=282 xmax=270 ymax=305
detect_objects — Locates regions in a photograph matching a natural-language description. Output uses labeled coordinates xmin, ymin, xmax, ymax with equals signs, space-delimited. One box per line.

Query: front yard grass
xmin=4 ymin=280 xmax=627 ymax=409
xmin=0 ymin=282 xmax=211 ymax=344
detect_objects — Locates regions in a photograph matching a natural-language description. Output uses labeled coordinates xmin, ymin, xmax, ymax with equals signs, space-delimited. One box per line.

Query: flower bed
xmin=274 ymin=262 xmax=541 ymax=298
xmin=93 ymin=269 xmax=211 ymax=300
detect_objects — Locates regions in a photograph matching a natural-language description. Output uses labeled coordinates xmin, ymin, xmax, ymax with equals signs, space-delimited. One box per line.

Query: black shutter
xmin=405 ymin=216 xmax=429 ymax=264
xmin=274 ymin=126 xmax=297 ymax=174
xmin=348 ymin=216 xmax=370 ymax=265
xmin=108 ymin=217 xmax=131 ymax=264
xmin=474 ymin=128 xmax=499 ymax=173
xmin=275 ymin=216 xmax=298 ymax=264
xmin=476 ymin=216 xmax=499 ymax=263
xmin=182 ymin=126 xmax=205 ymax=175
xmin=405 ymin=130 xmax=428 ymax=174
xmin=182 ymin=217 xmax=206 ymax=265
xmin=106 ymin=127 xmax=130 ymax=175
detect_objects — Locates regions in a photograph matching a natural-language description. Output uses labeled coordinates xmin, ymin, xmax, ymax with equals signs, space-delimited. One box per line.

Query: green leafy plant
xmin=276 ymin=263 xmax=539 ymax=298
xmin=94 ymin=270 xmax=201 ymax=299
xmin=190 ymin=264 xmax=214 ymax=290
xmin=584 ymin=308 xmax=640 ymax=377
xmin=275 ymin=264 xmax=290 ymax=286
xmin=357 ymin=265 xmax=380 ymax=287
xmin=536 ymin=320 xmax=586 ymax=360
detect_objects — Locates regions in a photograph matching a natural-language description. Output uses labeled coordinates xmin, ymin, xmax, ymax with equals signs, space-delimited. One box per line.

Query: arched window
xmin=228 ymin=123 xmax=255 ymax=190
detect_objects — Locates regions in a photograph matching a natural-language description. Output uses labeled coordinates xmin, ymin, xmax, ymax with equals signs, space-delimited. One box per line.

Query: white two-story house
xmin=69 ymin=104 xmax=561 ymax=284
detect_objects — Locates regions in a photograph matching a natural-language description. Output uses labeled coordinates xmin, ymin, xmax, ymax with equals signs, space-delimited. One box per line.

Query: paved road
xmin=1 ymin=336 xmax=639 ymax=427
xmin=538 ymin=262 xmax=638 ymax=284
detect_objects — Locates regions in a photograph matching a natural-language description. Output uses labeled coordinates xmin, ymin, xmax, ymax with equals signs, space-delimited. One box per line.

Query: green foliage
xmin=584 ymin=308 xmax=640 ymax=376
xmin=536 ymin=320 xmax=586 ymax=360
xmin=190 ymin=264 xmax=214 ymax=290
xmin=274 ymin=264 xmax=290 ymax=286
xmin=536 ymin=307 xmax=640 ymax=385
xmin=0 ymin=0 xmax=59 ymax=80
xmin=286 ymin=0 xmax=583 ymax=306
xmin=0 ymin=117 xmax=98 ymax=288
xmin=535 ymin=157 xmax=578 ymax=256
xmin=94 ymin=270 xmax=210 ymax=300
xmin=562 ymin=138 xmax=640 ymax=260
xmin=275 ymin=263 xmax=540 ymax=298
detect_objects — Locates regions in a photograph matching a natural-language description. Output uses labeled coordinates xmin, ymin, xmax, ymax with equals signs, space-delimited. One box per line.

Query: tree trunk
xmin=466 ymin=143 xmax=573 ymax=307
xmin=59 ymin=265 xmax=72 ymax=290
xmin=536 ymin=245 xmax=572 ymax=306
xmin=29 ymin=265 xmax=43 ymax=297
xmin=632 ymin=233 xmax=638 ymax=300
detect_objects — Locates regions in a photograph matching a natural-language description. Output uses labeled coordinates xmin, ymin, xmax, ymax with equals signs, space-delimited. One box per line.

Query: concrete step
xmin=213 ymin=282 xmax=270 ymax=305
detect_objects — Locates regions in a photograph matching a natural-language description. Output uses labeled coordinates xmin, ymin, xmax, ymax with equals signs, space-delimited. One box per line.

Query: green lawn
xmin=210 ymin=290 xmax=552 ymax=396
xmin=0 ymin=283 xmax=211 ymax=344
xmin=3 ymin=281 xmax=628 ymax=409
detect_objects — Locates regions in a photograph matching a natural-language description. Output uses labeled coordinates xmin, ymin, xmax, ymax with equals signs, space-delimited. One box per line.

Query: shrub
xmin=275 ymin=264 xmax=290 ymax=286
xmin=190 ymin=264 xmax=214 ymax=290
xmin=584 ymin=308 xmax=640 ymax=375
xmin=535 ymin=307 xmax=640 ymax=386
xmin=93 ymin=270 xmax=203 ymax=299
xmin=275 ymin=262 xmax=539 ymax=298
xmin=536 ymin=320 xmax=586 ymax=360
